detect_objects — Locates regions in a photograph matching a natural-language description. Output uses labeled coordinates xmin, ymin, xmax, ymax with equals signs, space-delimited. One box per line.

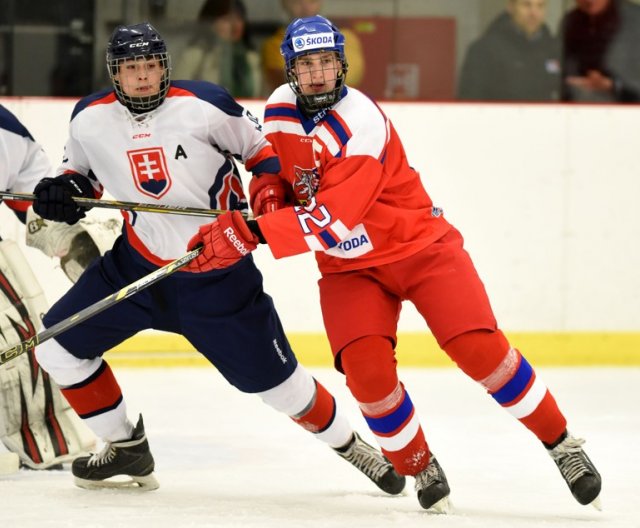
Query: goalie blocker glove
xmin=33 ymin=174 xmax=95 ymax=224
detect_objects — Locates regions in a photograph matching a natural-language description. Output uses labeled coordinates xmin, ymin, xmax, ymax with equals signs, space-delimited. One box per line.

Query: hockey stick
xmin=0 ymin=247 xmax=201 ymax=366
xmin=0 ymin=191 xmax=249 ymax=219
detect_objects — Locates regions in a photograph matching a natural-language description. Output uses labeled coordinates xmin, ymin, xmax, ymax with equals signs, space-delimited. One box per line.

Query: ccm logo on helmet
xmin=129 ymin=41 xmax=150 ymax=48
xmin=293 ymin=32 xmax=335 ymax=52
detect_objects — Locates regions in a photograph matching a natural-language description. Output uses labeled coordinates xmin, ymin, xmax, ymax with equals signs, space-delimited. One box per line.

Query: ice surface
xmin=1 ymin=366 xmax=637 ymax=527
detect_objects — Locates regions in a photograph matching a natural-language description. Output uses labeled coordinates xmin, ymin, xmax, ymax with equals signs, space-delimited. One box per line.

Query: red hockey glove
xmin=186 ymin=211 xmax=258 ymax=272
xmin=249 ymin=174 xmax=291 ymax=216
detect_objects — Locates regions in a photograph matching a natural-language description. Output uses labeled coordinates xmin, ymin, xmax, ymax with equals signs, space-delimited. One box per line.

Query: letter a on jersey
xmin=127 ymin=147 xmax=172 ymax=199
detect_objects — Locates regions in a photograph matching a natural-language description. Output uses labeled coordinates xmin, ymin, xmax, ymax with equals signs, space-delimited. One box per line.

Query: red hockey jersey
xmin=257 ymin=85 xmax=451 ymax=273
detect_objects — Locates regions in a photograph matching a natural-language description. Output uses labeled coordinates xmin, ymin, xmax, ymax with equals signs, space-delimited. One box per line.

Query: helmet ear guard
xmin=106 ymin=22 xmax=171 ymax=113
xmin=280 ymin=16 xmax=349 ymax=115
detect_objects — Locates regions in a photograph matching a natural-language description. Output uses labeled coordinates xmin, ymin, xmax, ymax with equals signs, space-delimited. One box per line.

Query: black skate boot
xmin=548 ymin=433 xmax=601 ymax=508
xmin=72 ymin=415 xmax=158 ymax=491
xmin=334 ymin=432 xmax=406 ymax=495
xmin=414 ymin=456 xmax=451 ymax=513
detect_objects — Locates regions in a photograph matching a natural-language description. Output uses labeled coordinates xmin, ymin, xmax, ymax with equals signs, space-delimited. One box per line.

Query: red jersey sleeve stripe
xmin=3 ymin=199 xmax=31 ymax=212
xmin=264 ymin=104 xmax=298 ymax=122
xmin=245 ymin=146 xmax=280 ymax=173
xmin=265 ymin=115 xmax=301 ymax=124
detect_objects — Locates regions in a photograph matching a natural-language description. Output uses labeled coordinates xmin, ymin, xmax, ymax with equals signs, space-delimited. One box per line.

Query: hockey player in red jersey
xmin=188 ymin=15 xmax=602 ymax=512
xmin=30 ymin=22 xmax=405 ymax=495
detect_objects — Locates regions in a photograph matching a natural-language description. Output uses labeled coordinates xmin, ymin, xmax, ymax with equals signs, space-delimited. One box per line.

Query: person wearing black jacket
xmin=458 ymin=0 xmax=561 ymax=101
xmin=561 ymin=0 xmax=640 ymax=102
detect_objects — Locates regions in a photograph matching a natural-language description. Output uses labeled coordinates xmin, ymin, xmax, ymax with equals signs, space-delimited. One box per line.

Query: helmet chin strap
xmin=300 ymin=92 xmax=336 ymax=115
xmin=289 ymin=60 xmax=348 ymax=116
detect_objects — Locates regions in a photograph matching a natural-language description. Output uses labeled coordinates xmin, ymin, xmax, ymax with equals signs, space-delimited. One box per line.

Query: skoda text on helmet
xmin=280 ymin=16 xmax=349 ymax=115
xmin=106 ymin=22 xmax=171 ymax=113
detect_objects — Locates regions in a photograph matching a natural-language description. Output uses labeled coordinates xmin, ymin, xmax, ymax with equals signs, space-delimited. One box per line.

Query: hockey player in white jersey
xmin=0 ymin=103 xmax=116 ymax=470
xmin=30 ymin=22 xmax=405 ymax=494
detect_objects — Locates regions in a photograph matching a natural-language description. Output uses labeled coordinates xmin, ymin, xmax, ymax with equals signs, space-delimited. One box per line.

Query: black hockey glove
xmin=33 ymin=174 xmax=93 ymax=224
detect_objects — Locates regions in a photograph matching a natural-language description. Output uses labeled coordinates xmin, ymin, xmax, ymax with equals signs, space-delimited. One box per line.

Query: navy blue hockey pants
xmin=42 ymin=236 xmax=298 ymax=393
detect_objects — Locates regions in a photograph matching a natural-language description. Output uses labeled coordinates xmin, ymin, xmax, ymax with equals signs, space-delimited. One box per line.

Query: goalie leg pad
xmin=0 ymin=239 xmax=48 ymax=330
xmin=0 ymin=351 xmax=96 ymax=469
xmin=0 ymin=240 xmax=95 ymax=468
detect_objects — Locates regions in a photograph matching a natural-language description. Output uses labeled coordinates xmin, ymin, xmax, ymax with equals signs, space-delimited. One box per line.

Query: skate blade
xmin=74 ymin=472 xmax=159 ymax=491
xmin=427 ymin=496 xmax=452 ymax=514
xmin=590 ymin=496 xmax=602 ymax=511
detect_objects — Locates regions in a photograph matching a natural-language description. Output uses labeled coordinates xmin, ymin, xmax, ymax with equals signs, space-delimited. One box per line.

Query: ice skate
xmin=72 ymin=415 xmax=158 ymax=491
xmin=548 ymin=433 xmax=601 ymax=509
xmin=414 ymin=455 xmax=451 ymax=513
xmin=334 ymin=432 xmax=406 ymax=495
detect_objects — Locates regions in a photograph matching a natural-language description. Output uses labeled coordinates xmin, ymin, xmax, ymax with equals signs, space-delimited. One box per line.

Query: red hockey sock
xmin=61 ymin=360 xmax=123 ymax=419
xmin=341 ymin=336 xmax=430 ymax=475
xmin=291 ymin=379 xmax=336 ymax=433
xmin=444 ymin=330 xmax=566 ymax=444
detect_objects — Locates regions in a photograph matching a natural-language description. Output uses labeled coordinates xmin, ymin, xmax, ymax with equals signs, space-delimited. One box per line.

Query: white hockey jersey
xmin=59 ymin=81 xmax=279 ymax=264
xmin=0 ymin=105 xmax=53 ymax=215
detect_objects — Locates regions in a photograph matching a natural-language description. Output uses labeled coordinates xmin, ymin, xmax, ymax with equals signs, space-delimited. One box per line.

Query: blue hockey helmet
xmin=280 ymin=16 xmax=348 ymax=114
xmin=106 ymin=22 xmax=171 ymax=113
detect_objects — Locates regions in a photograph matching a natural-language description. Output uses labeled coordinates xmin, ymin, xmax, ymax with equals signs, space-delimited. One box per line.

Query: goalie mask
xmin=281 ymin=16 xmax=348 ymax=115
xmin=106 ymin=22 xmax=171 ymax=113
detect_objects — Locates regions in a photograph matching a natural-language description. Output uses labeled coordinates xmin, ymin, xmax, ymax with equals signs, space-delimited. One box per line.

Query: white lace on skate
xmin=549 ymin=435 xmax=602 ymax=510
xmin=414 ymin=461 xmax=438 ymax=492
xmin=337 ymin=434 xmax=389 ymax=481
xmin=87 ymin=442 xmax=117 ymax=467
xmin=414 ymin=460 xmax=451 ymax=514
xmin=549 ymin=436 xmax=590 ymax=483
xmin=87 ymin=435 xmax=147 ymax=467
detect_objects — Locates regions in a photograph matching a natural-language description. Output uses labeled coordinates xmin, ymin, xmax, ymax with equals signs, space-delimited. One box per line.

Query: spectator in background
xmin=561 ymin=0 xmax=640 ymax=102
xmin=261 ymin=0 xmax=364 ymax=94
xmin=458 ymin=0 xmax=560 ymax=101
xmin=0 ymin=34 xmax=9 ymax=95
xmin=173 ymin=0 xmax=261 ymax=98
